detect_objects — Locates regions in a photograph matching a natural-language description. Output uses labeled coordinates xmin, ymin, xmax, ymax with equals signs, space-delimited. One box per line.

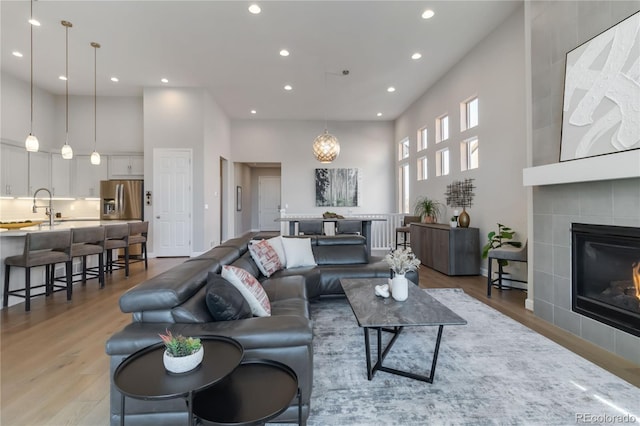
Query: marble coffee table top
xmin=340 ymin=278 xmax=467 ymax=328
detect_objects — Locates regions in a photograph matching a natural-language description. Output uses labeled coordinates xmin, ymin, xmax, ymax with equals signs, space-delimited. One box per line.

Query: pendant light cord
xmin=94 ymin=44 xmax=97 ymax=147
xmin=65 ymin=23 xmax=69 ymax=138
xmin=29 ymin=0 xmax=34 ymax=133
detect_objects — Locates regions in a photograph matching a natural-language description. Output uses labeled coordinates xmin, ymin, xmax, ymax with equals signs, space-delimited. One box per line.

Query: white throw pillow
xmin=267 ymin=236 xmax=287 ymax=266
xmin=281 ymin=237 xmax=317 ymax=269
xmin=221 ymin=265 xmax=271 ymax=317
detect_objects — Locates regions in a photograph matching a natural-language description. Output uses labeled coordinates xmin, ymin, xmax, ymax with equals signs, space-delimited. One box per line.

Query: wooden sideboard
xmin=409 ymin=223 xmax=480 ymax=276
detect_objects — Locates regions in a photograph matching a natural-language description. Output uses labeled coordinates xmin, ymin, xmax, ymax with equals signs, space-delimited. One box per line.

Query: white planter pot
xmin=163 ymin=346 xmax=204 ymax=374
xmin=450 ymin=221 xmax=458 ymax=228
xmin=391 ymin=273 xmax=409 ymax=302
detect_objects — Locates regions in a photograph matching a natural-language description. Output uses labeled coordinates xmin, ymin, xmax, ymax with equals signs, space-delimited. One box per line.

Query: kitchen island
xmin=1 ymin=220 xmax=135 ymax=309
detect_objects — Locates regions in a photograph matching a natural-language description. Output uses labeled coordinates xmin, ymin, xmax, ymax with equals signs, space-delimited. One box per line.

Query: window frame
xmin=398 ymin=138 xmax=410 ymax=161
xmin=435 ymin=114 xmax=449 ymax=143
xmin=435 ymin=147 xmax=450 ymax=177
xmin=460 ymin=136 xmax=479 ymax=171
xmin=417 ymin=156 xmax=428 ymax=181
xmin=417 ymin=126 xmax=428 ymax=151
xmin=460 ymin=96 xmax=478 ymax=131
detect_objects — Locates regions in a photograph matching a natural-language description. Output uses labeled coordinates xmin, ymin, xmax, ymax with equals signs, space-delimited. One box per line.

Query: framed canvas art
xmin=315 ymin=168 xmax=360 ymax=207
xmin=560 ymin=11 xmax=639 ymax=162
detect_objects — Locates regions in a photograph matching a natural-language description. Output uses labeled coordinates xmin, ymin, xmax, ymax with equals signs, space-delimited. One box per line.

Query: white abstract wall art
xmin=560 ymin=11 xmax=640 ymax=162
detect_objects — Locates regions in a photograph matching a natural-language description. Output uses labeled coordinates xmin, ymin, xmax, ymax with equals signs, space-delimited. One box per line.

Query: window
xmin=417 ymin=156 xmax=427 ymax=181
xmin=398 ymin=138 xmax=410 ymax=160
xmin=435 ymin=148 xmax=449 ymax=176
xmin=399 ymin=163 xmax=410 ymax=213
xmin=460 ymin=137 xmax=479 ymax=171
xmin=436 ymin=114 xmax=449 ymax=143
xmin=461 ymin=97 xmax=478 ymax=131
xmin=417 ymin=127 xmax=428 ymax=151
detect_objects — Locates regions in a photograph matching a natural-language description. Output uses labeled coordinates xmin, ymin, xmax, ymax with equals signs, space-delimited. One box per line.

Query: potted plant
xmin=413 ymin=196 xmax=443 ymax=223
xmin=159 ymin=330 xmax=204 ymax=374
xmin=481 ymin=223 xmax=522 ymax=264
xmin=449 ymin=216 xmax=458 ymax=228
xmin=384 ymin=247 xmax=421 ymax=301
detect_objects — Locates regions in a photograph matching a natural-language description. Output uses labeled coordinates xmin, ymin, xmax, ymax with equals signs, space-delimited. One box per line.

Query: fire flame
xmin=633 ymin=262 xmax=640 ymax=300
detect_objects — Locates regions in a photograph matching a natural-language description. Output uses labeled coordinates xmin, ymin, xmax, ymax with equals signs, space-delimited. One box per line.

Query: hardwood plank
xmin=1 ymin=258 xmax=637 ymax=426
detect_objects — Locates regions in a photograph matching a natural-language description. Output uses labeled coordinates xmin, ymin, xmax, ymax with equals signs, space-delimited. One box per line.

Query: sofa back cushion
xmin=313 ymin=235 xmax=368 ymax=265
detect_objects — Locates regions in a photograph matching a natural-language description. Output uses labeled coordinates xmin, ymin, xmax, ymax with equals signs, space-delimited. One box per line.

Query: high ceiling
xmin=1 ymin=1 xmax=521 ymax=121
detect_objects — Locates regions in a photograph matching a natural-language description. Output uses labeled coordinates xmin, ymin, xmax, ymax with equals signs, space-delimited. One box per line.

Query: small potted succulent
xmin=159 ymin=330 xmax=204 ymax=374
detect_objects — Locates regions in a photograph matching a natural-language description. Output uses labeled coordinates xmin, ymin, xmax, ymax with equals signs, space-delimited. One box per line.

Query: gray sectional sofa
xmin=105 ymin=231 xmax=417 ymax=425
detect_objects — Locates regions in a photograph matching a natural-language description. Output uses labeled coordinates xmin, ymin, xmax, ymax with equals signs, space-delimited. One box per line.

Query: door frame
xmin=258 ymin=175 xmax=281 ymax=231
xmin=152 ymin=148 xmax=193 ymax=257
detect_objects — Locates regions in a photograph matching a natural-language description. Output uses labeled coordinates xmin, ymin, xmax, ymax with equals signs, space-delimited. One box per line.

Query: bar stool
xmin=298 ymin=221 xmax=324 ymax=235
xmin=127 ymin=221 xmax=148 ymax=270
xmin=68 ymin=226 xmax=106 ymax=288
xmin=104 ymin=224 xmax=130 ymax=277
xmin=395 ymin=215 xmax=420 ymax=248
xmin=3 ymin=230 xmax=72 ymax=312
xmin=487 ymin=240 xmax=528 ymax=297
xmin=336 ymin=220 xmax=362 ymax=235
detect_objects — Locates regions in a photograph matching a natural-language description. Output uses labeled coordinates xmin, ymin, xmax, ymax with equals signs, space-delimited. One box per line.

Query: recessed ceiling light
xmin=387 ymin=86 xmax=396 ymax=93
xmin=284 ymin=84 xmax=292 ymax=91
xmin=411 ymin=53 xmax=422 ymax=60
xmin=279 ymin=49 xmax=290 ymax=57
xmin=59 ymin=75 xmax=68 ymax=81
xmin=251 ymin=110 xmax=257 ymax=114
xmin=111 ymin=77 xmax=119 ymax=82
xmin=161 ymin=78 xmax=169 ymax=83
xmin=12 ymin=51 xmax=23 ymax=58
xmin=28 ymin=18 xmax=40 ymax=26
xmin=248 ymin=4 xmax=261 ymax=14
xmin=377 ymin=112 xmax=382 ymax=117
xmin=422 ymin=9 xmax=435 ymax=19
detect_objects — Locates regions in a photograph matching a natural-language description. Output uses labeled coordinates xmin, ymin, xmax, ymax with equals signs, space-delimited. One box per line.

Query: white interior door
xmin=153 ymin=149 xmax=192 ymax=257
xmin=258 ymin=176 xmax=281 ymax=231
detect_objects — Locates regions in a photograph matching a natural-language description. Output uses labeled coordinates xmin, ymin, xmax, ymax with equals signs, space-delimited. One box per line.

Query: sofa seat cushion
xmin=205 ymin=275 xmax=253 ymax=321
xmin=268 ymin=267 xmax=322 ymax=300
xmin=262 ymin=275 xmax=308 ymax=302
xmin=317 ymin=263 xmax=392 ymax=295
xmin=270 ymin=298 xmax=310 ymax=318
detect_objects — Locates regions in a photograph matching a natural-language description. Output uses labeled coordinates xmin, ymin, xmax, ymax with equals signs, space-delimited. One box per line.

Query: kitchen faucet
xmin=32 ymin=188 xmax=54 ymax=227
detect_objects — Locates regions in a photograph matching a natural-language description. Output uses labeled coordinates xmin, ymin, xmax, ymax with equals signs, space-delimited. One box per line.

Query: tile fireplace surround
xmin=526 ymin=170 xmax=640 ymax=365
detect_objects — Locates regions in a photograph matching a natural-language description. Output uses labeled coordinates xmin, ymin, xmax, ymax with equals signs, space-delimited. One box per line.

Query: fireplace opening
xmin=571 ymin=223 xmax=640 ymax=337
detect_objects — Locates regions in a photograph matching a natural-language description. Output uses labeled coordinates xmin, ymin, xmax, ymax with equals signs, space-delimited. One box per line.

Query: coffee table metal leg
xmin=364 ymin=325 xmax=445 ymax=383
xmin=188 ymin=391 xmax=194 ymax=426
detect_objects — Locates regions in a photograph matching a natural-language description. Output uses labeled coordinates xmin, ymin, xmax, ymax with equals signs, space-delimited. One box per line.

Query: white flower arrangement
xmin=385 ymin=247 xmax=421 ymax=275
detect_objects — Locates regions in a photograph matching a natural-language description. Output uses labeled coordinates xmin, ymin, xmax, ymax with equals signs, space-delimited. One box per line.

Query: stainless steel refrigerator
xmin=100 ymin=180 xmax=143 ymax=220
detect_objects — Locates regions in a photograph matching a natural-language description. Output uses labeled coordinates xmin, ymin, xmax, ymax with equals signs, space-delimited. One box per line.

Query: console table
xmin=410 ymin=223 xmax=479 ymax=276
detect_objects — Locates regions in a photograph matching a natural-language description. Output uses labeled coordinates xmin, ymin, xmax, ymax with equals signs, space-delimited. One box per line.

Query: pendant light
xmin=312 ymin=71 xmax=342 ymax=163
xmin=25 ymin=0 xmax=39 ymax=152
xmin=60 ymin=20 xmax=73 ymax=160
xmin=90 ymin=42 xmax=101 ymax=165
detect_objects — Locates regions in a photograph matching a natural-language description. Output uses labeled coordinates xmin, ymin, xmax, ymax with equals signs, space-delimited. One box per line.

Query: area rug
xmin=302 ymin=288 xmax=639 ymax=426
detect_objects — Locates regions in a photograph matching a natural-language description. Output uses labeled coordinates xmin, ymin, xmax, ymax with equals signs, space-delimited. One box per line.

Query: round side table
xmin=193 ymin=359 xmax=301 ymax=426
xmin=113 ymin=336 xmax=243 ymax=426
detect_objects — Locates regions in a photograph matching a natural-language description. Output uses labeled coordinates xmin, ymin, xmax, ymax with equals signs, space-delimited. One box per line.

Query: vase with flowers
xmin=159 ymin=330 xmax=204 ymax=374
xmin=384 ymin=247 xmax=421 ymax=301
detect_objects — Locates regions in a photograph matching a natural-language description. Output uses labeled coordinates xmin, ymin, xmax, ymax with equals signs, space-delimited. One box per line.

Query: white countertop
xmin=0 ymin=220 xmax=135 ymax=237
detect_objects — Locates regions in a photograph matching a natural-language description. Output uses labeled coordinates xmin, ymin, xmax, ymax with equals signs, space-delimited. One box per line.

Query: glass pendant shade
xmin=312 ymin=130 xmax=340 ymax=163
xmin=61 ymin=141 xmax=73 ymax=159
xmin=25 ymin=134 xmax=39 ymax=152
xmin=90 ymin=151 xmax=101 ymax=165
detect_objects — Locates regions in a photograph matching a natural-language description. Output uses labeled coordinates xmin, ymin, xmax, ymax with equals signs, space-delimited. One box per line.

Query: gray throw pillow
xmin=205 ymin=274 xmax=252 ymax=321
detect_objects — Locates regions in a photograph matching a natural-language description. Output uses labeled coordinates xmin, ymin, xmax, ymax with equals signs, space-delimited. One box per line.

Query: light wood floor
xmin=1 ymin=258 xmax=638 ymax=426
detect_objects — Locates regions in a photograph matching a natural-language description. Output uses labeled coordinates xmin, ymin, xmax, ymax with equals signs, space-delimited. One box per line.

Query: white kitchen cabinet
xmin=1 ymin=144 xmax=28 ymax=197
xmin=109 ymin=154 xmax=143 ymax=178
xmin=51 ymin=153 xmax=72 ymax=197
xmin=28 ymin=151 xmax=51 ymax=196
xmin=74 ymin=155 xmax=108 ymax=197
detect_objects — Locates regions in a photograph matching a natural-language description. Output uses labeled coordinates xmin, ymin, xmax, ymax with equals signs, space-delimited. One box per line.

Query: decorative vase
xmin=458 ymin=208 xmax=470 ymax=228
xmin=163 ymin=346 xmax=204 ymax=374
xmin=391 ymin=273 xmax=409 ymax=301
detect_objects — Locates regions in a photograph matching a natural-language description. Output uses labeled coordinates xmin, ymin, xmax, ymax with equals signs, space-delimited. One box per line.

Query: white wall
xmin=1 ymin=72 xmax=55 ymax=148
xmin=231 ymin=119 xmax=396 ymax=216
xmin=394 ymin=5 xmax=527 ymax=275
xmin=144 ymin=87 xmax=231 ymax=253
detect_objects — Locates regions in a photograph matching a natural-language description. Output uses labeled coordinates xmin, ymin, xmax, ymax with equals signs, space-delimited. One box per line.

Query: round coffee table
xmin=113 ymin=336 xmax=243 ymax=426
xmin=193 ymin=359 xmax=301 ymax=426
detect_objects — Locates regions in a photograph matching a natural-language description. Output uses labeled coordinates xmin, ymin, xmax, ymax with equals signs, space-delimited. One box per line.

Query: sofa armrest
xmin=106 ymin=315 xmax=312 ymax=356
